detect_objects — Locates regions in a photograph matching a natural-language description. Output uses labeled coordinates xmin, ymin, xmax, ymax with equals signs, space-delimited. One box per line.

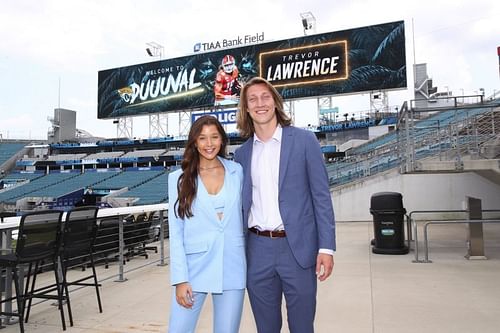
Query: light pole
xmin=145 ymin=42 xmax=168 ymax=138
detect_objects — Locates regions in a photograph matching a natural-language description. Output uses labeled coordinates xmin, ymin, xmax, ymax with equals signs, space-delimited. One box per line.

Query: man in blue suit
xmin=235 ymin=77 xmax=336 ymax=333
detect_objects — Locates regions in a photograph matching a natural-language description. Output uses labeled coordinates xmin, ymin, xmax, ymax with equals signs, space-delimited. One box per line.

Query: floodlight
xmin=302 ymin=18 xmax=309 ymax=29
xmin=145 ymin=42 xmax=164 ymax=58
xmin=300 ymin=12 xmax=316 ymax=35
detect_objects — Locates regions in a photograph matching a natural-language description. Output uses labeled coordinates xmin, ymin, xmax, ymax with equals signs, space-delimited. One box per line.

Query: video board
xmin=97 ymin=20 xmax=406 ymax=119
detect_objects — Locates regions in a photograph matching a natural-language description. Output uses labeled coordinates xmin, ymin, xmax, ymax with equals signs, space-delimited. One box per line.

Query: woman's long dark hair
xmin=175 ymin=115 xmax=228 ymax=219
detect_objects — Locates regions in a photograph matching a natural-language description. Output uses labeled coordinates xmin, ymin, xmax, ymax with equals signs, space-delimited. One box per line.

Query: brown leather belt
xmin=249 ymin=227 xmax=286 ymax=238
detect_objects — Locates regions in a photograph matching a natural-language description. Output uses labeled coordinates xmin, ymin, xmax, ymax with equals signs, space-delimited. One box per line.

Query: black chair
xmin=58 ymin=206 xmax=103 ymax=322
xmin=141 ymin=214 xmax=160 ymax=253
xmin=139 ymin=213 xmax=159 ymax=254
xmin=124 ymin=213 xmax=158 ymax=260
xmin=0 ymin=210 xmax=69 ymax=332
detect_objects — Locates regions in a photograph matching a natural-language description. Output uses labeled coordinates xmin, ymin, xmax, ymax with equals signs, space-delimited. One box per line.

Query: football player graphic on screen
xmin=214 ymin=54 xmax=241 ymax=106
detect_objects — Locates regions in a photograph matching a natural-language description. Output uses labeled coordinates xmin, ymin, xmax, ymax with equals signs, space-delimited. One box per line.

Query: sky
xmin=0 ymin=0 xmax=499 ymax=140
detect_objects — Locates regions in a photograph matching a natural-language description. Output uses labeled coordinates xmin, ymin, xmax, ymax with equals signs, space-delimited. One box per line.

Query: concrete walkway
xmin=1 ymin=221 xmax=500 ymax=332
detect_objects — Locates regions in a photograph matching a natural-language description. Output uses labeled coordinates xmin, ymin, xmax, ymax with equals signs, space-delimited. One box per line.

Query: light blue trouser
xmin=168 ymin=288 xmax=245 ymax=333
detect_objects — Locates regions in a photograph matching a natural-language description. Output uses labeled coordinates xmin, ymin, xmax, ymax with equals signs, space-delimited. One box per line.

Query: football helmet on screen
xmin=222 ymin=55 xmax=236 ymax=73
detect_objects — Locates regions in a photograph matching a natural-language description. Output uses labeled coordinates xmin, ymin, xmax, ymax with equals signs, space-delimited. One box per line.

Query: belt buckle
xmin=269 ymin=230 xmax=274 ymax=239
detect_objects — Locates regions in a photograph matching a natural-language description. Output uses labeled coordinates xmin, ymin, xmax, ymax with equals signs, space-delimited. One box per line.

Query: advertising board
xmin=97 ymin=21 xmax=406 ymax=119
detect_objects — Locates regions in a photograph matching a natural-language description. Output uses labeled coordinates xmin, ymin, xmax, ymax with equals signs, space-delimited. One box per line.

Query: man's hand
xmin=316 ymin=253 xmax=334 ymax=281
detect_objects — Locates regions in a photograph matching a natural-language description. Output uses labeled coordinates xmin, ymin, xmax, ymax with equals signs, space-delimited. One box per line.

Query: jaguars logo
xmin=117 ymin=86 xmax=133 ymax=103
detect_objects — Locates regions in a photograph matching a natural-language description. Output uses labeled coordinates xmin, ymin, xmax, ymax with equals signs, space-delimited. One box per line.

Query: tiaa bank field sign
xmin=192 ymin=109 xmax=237 ymax=125
xmin=193 ymin=32 xmax=265 ymax=53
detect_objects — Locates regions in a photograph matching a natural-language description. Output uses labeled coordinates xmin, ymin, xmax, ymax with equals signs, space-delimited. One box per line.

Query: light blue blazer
xmin=168 ymin=157 xmax=246 ymax=293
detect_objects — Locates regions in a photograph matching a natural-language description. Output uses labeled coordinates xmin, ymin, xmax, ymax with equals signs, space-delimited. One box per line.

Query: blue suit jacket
xmin=235 ymin=126 xmax=336 ymax=268
xmin=168 ymin=157 xmax=246 ymax=293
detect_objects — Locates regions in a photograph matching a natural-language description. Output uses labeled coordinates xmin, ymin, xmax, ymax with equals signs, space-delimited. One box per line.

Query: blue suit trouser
xmin=168 ymin=289 xmax=244 ymax=333
xmin=247 ymin=232 xmax=317 ymax=333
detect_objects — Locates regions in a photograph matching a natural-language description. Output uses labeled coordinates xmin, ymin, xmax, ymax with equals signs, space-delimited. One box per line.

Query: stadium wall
xmin=331 ymin=170 xmax=500 ymax=222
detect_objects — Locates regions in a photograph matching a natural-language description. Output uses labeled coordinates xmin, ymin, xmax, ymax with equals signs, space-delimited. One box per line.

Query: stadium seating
xmin=121 ymin=149 xmax=165 ymax=158
xmin=27 ymin=170 xmax=120 ymax=198
xmin=0 ymin=167 xmax=168 ymax=208
xmin=0 ymin=142 xmax=26 ymax=166
xmin=84 ymin=151 xmax=125 ymax=160
xmin=350 ymin=105 xmax=494 ymax=156
xmin=116 ymin=171 xmax=168 ymax=205
xmin=1 ymin=171 xmax=44 ymax=181
xmin=0 ymin=172 xmax=79 ymax=204
xmin=327 ymin=102 xmax=499 ymax=187
xmin=2 ymin=99 xmax=495 ymax=211
xmin=46 ymin=153 xmax=87 ymax=161
xmin=93 ymin=169 xmax=164 ymax=190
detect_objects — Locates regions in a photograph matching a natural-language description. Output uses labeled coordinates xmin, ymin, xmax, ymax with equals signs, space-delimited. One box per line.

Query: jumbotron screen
xmin=97 ymin=20 xmax=406 ymax=119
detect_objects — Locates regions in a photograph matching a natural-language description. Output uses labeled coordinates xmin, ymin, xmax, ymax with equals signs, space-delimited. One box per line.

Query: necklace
xmin=199 ymin=164 xmax=222 ymax=170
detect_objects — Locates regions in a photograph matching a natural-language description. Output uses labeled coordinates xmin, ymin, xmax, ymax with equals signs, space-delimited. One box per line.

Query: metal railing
xmin=327 ymin=98 xmax=500 ymax=187
xmin=0 ymin=204 xmax=169 ymax=322
xmin=407 ymin=210 xmax=467 ymax=263
xmin=397 ymin=100 xmax=500 ymax=173
xmin=408 ymin=206 xmax=500 ymax=263
xmin=422 ymin=219 xmax=500 ymax=263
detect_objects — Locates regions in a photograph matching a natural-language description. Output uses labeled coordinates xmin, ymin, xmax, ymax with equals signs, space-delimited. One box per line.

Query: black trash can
xmin=370 ymin=192 xmax=409 ymax=254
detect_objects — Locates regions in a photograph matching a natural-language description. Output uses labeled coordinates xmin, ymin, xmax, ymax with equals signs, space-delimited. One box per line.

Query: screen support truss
xmin=116 ymin=117 xmax=133 ymax=138
xmin=370 ymin=91 xmax=389 ymax=119
xmin=149 ymin=113 xmax=169 ymax=138
xmin=178 ymin=111 xmax=192 ymax=136
xmin=284 ymin=101 xmax=295 ymax=123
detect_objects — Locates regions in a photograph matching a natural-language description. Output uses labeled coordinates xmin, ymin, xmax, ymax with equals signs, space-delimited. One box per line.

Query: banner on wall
xmin=98 ymin=20 xmax=406 ymax=119
xmin=191 ymin=109 xmax=237 ymax=125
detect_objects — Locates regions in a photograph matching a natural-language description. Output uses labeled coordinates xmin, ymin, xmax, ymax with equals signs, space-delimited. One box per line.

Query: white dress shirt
xmin=248 ymin=125 xmax=334 ymax=256
xmin=248 ymin=126 xmax=284 ymax=231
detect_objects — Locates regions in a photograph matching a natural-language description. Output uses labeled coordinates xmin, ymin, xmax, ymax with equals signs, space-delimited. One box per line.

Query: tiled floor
xmin=1 ymin=221 xmax=500 ymax=332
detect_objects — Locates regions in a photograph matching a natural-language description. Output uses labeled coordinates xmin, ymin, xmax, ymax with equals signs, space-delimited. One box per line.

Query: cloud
xmin=0 ymin=114 xmax=43 ymax=140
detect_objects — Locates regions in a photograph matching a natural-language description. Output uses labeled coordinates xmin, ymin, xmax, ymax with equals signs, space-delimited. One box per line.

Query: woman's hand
xmin=175 ymin=282 xmax=194 ymax=309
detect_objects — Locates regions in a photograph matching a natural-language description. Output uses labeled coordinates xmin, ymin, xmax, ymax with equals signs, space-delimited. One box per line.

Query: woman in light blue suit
xmin=168 ymin=115 xmax=246 ymax=333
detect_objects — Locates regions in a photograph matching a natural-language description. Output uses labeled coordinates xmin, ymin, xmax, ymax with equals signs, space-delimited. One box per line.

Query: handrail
xmin=0 ymin=203 xmax=169 ymax=281
xmin=0 ymin=203 xmax=168 ymax=227
xmin=0 ymin=204 xmax=170 ymax=323
xmin=408 ymin=209 xmax=500 ymax=263
xmin=407 ymin=210 xmax=467 ymax=263
xmin=422 ymin=219 xmax=500 ymax=263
